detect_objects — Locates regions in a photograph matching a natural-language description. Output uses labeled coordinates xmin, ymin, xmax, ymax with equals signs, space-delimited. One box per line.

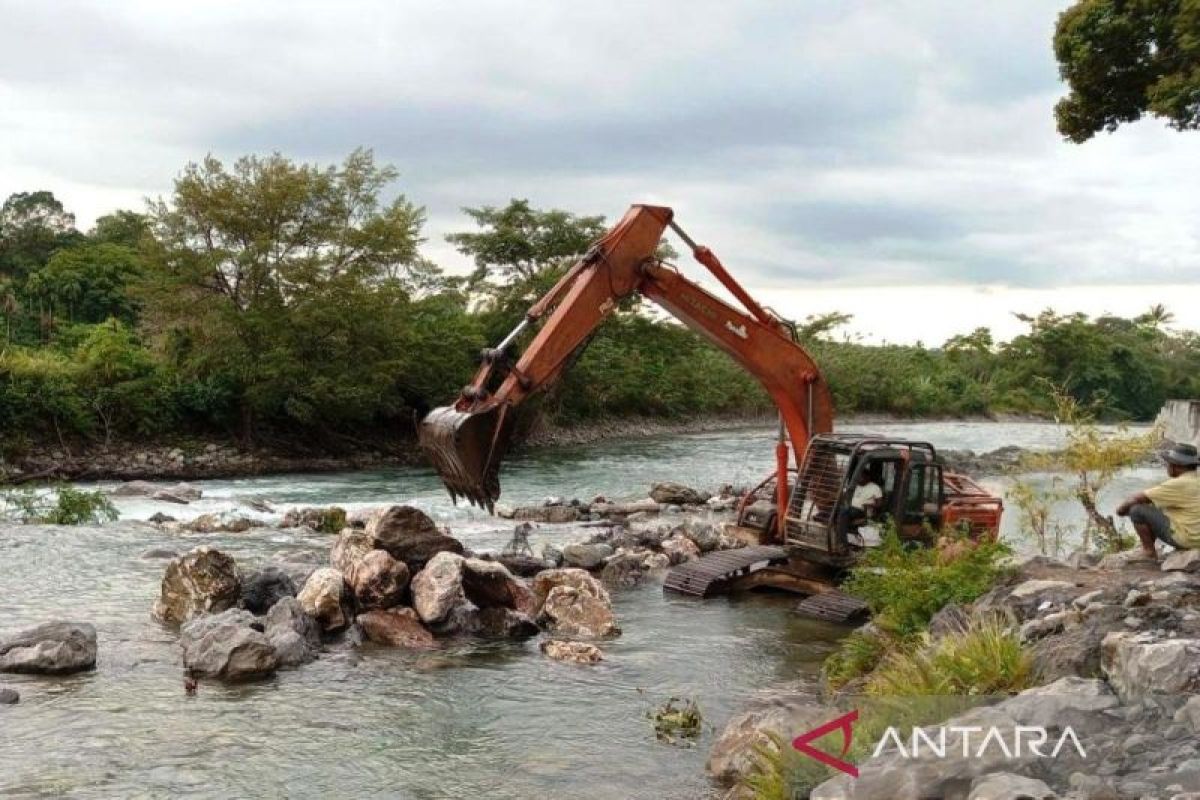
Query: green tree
xmin=90 ymin=210 xmax=150 ymax=249
xmin=0 ymin=191 xmax=80 ymax=281
xmin=1054 ymin=0 xmax=1200 ymax=142
xmin=141 ymin=149 xmax=445 ymax=440
xmin=446 ymin=199 xmax=607 ymax=289
xmin=25 ymin=243 xmax=142 ymax=324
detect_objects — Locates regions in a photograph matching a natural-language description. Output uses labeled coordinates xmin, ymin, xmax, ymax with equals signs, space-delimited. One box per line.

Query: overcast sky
xmin=2 ymin=1 xmax=1197 ymax=344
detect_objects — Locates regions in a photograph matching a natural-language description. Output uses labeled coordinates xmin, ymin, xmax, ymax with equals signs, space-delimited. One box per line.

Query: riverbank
xmin=1 ymin=411 xmax=1062 ymax=484
xmin=708 ymin=549 xmax=1200 ymax=799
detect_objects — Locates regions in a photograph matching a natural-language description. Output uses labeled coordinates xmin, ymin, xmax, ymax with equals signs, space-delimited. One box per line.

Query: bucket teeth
xmin=418 ymin=405 xmax=510 ymax=512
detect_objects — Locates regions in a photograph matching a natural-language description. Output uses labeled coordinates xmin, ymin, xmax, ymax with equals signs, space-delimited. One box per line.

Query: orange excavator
xmin=420 ymin=205 xmax=1002 ymax=609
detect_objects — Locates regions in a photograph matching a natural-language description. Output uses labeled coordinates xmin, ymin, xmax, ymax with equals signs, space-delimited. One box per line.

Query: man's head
xmin=856 ymin=471 xmax=874 ymax=486
xmin=1163 ymin=443 xmax=1199 ymax=477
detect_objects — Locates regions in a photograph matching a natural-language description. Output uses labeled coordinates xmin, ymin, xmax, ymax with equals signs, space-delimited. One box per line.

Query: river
xmin=0 ymin=420 xmax=1160 ymax=799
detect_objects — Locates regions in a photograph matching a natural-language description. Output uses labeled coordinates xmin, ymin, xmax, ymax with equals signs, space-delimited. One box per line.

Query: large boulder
xmin=152 ymin=482 xmax=202 ymax=504
xmin=240 ymin=566 xmax=297 ymax=615
xmin=152 ymin=547 xmax=242 ymax=625
xmin=1101 ymin=631 xmax=1200 ymax=702
xmin=531 ymin=568 xmax=611 ymax=611
xmin=366 ymin=505 xmax=463 ymax=569
xmin=461 ymin=558 xmax=535 ymax=613
xmin=0 ymin=686 xmax=18 ymax=704
xmin=707 ymin=693 xmax=831 ymax=787
xmin=180 ymin=609 xmax=278 ymax=681
xmin=357 ymin=608 xmax=436 ymax=649
xmin=0 ymin=621 xmax=97 ymax=674
xmin=264 ymin=597 xmax=321 ymax=666
xmin=561 ymin=542 xmax=613 ymax=570
xmin=345 ymin=550 xmax=410 ymax=610
xmin=410 ymin=552 xmax=467 ymax=624
xmin=330 ymin=528 xmax=374 ymax=573
xmin=296 ymin=568 xmax=353 ymax=633
xmin=649 ymin=481 xmax=706 ymax=505
xmin=601 ymin=549 xmax=665 ymax=587
xmin=538 ymin=585 xmax=619 ymax=638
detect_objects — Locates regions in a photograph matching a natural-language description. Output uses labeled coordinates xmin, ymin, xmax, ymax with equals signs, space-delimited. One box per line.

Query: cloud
xmin=1 ymin=0 xmax=1198 ymax=308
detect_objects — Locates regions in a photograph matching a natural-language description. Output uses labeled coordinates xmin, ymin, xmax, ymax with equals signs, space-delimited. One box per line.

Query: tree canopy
xmin=1054 ymin=0 xmax=1200 ymax=141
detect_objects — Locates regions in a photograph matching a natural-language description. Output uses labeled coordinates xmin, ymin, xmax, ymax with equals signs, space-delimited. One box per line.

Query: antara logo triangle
xmin=791 ymin=709 xmax=860 ymax=778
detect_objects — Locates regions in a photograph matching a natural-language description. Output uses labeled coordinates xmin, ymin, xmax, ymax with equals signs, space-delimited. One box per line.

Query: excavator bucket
xmin=418 ymin=405 xmax=513 ymax=511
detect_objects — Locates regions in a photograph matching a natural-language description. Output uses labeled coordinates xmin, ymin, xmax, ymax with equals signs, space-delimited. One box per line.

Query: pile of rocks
xmin=498 ymin=481 xmax=741 ymax=525
xmin=149 ymin=504 xmax=626 ymax=682
xmin=707 ymin=550 xmax=1200 ymax=799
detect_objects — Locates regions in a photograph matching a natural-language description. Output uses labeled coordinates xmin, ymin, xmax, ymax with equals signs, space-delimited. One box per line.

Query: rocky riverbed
xmin=707 ymin=550 xmax=1200 ymax=800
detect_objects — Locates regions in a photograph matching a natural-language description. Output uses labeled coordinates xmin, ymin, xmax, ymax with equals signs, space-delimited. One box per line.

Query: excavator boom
xmin=418 ymin=205 xmax=834 ymax=518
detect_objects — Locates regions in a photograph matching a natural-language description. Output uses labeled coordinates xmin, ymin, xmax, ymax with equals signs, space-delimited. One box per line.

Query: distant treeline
xmin=0 ymin=150 xmax=1194 ymax=456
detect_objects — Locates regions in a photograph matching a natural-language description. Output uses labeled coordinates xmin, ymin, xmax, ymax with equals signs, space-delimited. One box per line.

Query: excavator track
xmin=662 ymin=546 xmax=790 ymax=597
xmin=794 ymin=590 xmax=870 ymax=624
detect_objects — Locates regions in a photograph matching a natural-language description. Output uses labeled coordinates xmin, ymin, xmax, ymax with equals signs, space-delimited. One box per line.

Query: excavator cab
xmin=734 ymin=433 xmax=1001 ymax=565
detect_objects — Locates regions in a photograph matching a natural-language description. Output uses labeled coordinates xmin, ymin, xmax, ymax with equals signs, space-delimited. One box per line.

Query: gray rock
xmin=1098 ymin=549 xmax=1159 ymax=571
xmin=329 ymin=528 xmax=373 ymax=574
xmin=152 ymin=546 xmax=241 ymax=625
xmin=968 ymin=773 xmax=1056 ymax=800
xmin=296 ymin=568 xmax=353 ymax=633
xmin=660 ymin=534 xmax=700 ymax=565
xmin=140 ymin=547 xmax=178 ymax=560
xmin=1162 ymin=549 xmax=1200 ymax=573
xmin=268 ymin=629 xmax=317 ymax=666
xmin=239 ymin=566 xmax=297 ymax=615
xmin=707 ymin=693 xmax=830 ymax=786
xmin=345 ymin=550 xmax=410 ymax=611
xmin=265 ymin=597 xmax=321 ymax=650
xmin=0 ymin=686 xmax=18 ymax=704
xmin=0 ymin=621 xmax=96 ymax=675
xmin=649 ymin=481 xmax=706 ymax=505
xmin=366 ymin=505 xmax=463 ymax=569
xmin=540 ymin=639 xmax=603 ymax=664
xmin=411 ymin=551 xmax=467 ymax=624
xmin=180 ymin=609 xmax=278 ymax=681
xmin=1175 ymin=695 xmax=1200 ymax=732
xmin=538 ymin=585 xmax=619 ymax=638
xmin=461 ymin=558 xmax=535 ymax=613
xmin=510 ymin=505 xmax=580 ymax=524
xmin=677 ymin=521 xmax=721 ymax=553
xmin=1101 ymin=632 xmax=1200 ymax=702
xmin=357 ymin=607 xmax=435 ymax=648
xmin=541 ymin=544 xmax=564 ymax=568
xmin=469 ymin=607 xmax=539 ymax=639
xmin=146 ymin=513 xmax=176 ymax=525
xmin=561 ymin=542 xmax=613 ymax=570
xmin=111 ymin=479 xmax=157 ymax=496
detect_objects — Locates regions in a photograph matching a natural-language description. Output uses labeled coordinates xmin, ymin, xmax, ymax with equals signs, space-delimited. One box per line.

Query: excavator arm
xmin=419 ymin=204 xmax=834 ymax=536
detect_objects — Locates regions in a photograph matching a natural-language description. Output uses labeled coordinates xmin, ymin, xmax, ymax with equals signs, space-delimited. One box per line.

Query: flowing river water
xmin=0 ymin=421 xmax=1159 ymax=799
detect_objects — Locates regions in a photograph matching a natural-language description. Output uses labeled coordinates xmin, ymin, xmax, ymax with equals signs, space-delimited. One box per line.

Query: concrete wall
xmin=1155 ymin=399 xmax=1200 ymax=446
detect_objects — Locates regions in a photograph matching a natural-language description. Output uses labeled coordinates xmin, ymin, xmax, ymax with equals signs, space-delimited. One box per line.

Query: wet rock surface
xmin=239 ymin=566 xmax=297 ymax=615
xmin=296 ymin=568 xmax=353 ymax=633
xmin=344 ymin=550 xmax=410 ymax=611
xmin=357 ymin=608 xmax=435 ymax=649
xmin=152 ymin=547 xmax=242 ymax=625
xmin=0 ymin=621 xmax=97 ymax=675
xmin=366 ymin=505 xmax=463 ymax=569
xmin=540 ymin=639 xmax=603 ymax=664
xmin=180 ymin=609 xmax=278 ymax=681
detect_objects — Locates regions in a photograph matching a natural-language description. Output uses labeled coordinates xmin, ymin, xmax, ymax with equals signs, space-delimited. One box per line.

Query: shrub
xmin=842 ymin=528 xmax=1012 ymax=638
xmin=0 ymin=485 xmax=118 ymax=525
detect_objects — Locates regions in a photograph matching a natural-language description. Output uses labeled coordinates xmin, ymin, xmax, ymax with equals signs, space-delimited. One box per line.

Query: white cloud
xmin=1 ymin=0 xmax=1196 ymax=343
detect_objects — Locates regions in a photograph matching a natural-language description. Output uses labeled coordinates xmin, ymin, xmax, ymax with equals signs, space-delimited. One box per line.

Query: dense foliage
xmin=0 ymin=150 xmax=1196 ymax=456
xmin=1054 ymin=0 xmax=1200 ymax=142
